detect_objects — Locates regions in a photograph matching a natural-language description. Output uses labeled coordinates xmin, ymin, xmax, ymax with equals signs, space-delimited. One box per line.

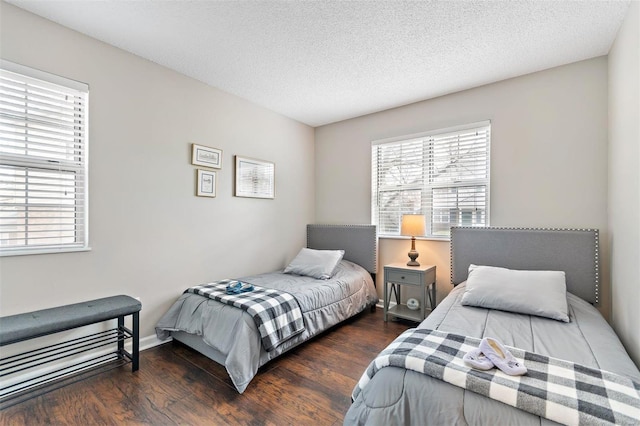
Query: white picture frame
xmin=234 ymin=156 xmax=275 ymax=199
xmin=196 ymin=169 xmax=217 ymax=198
xmin=192 ymin=143 xmax=222 ymax=169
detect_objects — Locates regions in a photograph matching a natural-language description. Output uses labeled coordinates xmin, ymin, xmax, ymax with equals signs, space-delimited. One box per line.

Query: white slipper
xmin=463 ymin=347 xmax=494 ymax=370
xmin=479 ymin=337 xmax=527 ymax=376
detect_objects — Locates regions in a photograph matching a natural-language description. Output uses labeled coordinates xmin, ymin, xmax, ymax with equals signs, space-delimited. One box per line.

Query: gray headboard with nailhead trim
xmin=450 ymin=226 xmax=599 ymax=305
xmin=307 ymin=224 xmax=377 ymax=274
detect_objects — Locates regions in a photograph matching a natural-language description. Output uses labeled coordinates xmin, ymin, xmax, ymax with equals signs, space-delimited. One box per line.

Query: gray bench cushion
xmin=0 ymin=295 xmax=141 ymax=346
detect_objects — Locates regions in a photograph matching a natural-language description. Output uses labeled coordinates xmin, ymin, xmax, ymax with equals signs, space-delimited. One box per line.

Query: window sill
xmin=0 ymin=247 xmax=92 ymax=257
xmin=378 ymin=235 xmax=451 ymax=242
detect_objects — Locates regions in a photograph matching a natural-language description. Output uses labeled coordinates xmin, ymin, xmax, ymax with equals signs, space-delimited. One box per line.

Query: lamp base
xmin=407 ymin=249 xmax=420 ymax=267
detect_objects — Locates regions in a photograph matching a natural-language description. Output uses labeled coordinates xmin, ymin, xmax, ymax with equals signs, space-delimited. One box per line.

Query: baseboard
xmin=138 ymin=333 xmax=171 ymax=351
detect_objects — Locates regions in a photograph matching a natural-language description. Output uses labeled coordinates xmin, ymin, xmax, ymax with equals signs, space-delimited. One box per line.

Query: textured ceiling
xmin=6 ymin=0 xmax=631 ymax=127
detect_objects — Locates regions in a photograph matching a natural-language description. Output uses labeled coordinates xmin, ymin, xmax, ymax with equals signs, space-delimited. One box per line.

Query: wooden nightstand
xmin=383 ymin=263 xmax=436 ymax=322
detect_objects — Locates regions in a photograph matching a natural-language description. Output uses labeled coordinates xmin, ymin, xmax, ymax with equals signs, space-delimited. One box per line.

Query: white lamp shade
xmin=401 ymin=214 xmax=426 ymax=237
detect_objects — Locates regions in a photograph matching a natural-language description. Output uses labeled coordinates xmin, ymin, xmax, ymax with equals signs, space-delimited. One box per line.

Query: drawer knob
xmin=401 ymin=276 xmax=405 ymax=280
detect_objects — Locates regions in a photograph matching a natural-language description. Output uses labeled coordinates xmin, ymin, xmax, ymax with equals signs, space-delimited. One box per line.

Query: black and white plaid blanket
xmin=353 ymin=328 xmax=640 ymax=425
xmin=185 ymin=280 xmax=305 ymax=352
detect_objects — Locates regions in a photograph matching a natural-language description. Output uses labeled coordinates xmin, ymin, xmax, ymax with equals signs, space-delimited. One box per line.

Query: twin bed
xmin=156 ymin=224 xmax=639 ymax=425
xmin=156 ymin=224 xmax=378 ymax=393
xmin=346 ymin=227 xmax=640 ymax=425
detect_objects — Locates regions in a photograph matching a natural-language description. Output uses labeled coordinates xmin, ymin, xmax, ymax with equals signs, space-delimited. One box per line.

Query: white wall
xmin=315 ymin=58 xmax=611 ymax=318
xmin=608 ymin=1 xmax=639 ymax=367
xmin=0 ymin=3 xmax=315 ymax=343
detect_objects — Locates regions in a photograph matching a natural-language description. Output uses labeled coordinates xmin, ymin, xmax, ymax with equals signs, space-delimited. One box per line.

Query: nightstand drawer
xmin=386 ymin=269 xmax=422 ymax=285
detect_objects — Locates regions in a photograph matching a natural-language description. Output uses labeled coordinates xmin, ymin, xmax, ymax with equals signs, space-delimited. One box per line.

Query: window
xmin=0 ymin=61 xmax=89 ymax=256
xmin=372 ymin=121 xmax=490 ymax=239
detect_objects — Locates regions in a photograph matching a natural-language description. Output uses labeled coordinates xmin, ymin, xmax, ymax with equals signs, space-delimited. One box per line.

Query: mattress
xmin=345 ymin=284 xmax=640 ymax=425
xmin=156 ymin=260 xmax=378 ymax=393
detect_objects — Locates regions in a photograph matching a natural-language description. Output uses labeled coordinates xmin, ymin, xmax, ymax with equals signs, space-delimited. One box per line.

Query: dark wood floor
xmin=1 ymin=308 xmax=411 ymax=425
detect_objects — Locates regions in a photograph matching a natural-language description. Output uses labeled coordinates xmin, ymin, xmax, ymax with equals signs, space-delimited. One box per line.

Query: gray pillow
xmin=461 ymin=264 xmax=569 ymax=322
xmin=284 ymin=248 xmax=345 ymax=280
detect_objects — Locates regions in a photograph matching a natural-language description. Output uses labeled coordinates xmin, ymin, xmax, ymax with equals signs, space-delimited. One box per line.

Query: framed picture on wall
xmin=234 ymin=156 xmax=275 ymax=199
xmin=192 ymin=143 xmax=222 ymax=169
xmin=196 ymin=169 xmax=217 ymax=198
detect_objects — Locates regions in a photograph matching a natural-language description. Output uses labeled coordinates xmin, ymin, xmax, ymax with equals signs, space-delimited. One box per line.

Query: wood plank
xmin=84 ymin=367 xmax=178 ymax=425
xmin=29 ymin=379 xmax=116 ymax=426
xmin=242 ymin=367 xmax=341 ymax=425
xmin=0 ymin=395 xmax=49 ymax=425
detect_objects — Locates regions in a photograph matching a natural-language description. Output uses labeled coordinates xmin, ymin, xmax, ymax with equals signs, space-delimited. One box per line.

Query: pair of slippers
xmin=225 ymin=281 xmax=254 ymax=295
xmin=463 ymin=337 xmax=527 ymax=376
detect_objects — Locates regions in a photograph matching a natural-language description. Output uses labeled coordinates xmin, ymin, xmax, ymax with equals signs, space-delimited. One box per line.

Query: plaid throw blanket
xmin=186 ymin=280 xmax=305 ymax=352
xmin=353 ymin=328 xmax=640 ymax=426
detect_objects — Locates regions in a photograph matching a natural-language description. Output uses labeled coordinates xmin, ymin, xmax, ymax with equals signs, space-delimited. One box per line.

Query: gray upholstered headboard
xmin=450 ymin=227 xmax=599 ymax=305
xmin=307 ymin=224 xmax=377 ymax=274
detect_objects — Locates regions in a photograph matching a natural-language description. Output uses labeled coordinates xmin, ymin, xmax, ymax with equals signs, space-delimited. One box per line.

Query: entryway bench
xmin=0 ymin=295 xmax=141 ymax=402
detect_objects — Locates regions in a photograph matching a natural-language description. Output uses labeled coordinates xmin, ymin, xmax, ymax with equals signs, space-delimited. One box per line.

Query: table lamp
xmin=401 ymin=214 xmax=426 ymax=266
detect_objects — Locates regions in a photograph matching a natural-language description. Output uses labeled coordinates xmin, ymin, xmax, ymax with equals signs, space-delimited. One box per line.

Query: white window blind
xmin=0 ymin=61 xmax=89 ymax=256
xmin=372 ymin=122 xmax=490 ymax=239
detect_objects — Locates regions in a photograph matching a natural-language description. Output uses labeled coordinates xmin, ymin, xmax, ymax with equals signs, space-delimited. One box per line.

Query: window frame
xmin=372 ymin=121 xmax=491 ymax=240
xmin=0 ymin=60 xmax=90 ymax=256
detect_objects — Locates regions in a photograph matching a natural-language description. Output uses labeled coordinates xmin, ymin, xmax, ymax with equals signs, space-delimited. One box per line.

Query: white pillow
xmin=283 ymin=248 xmax=345 ymax=280
xmin=461 ymin=264 xmax=569 ymax=322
